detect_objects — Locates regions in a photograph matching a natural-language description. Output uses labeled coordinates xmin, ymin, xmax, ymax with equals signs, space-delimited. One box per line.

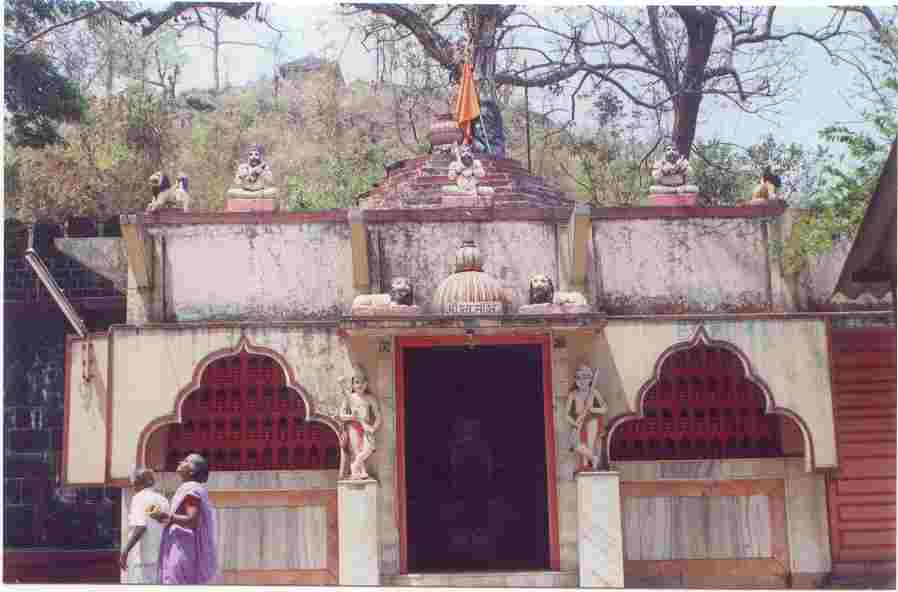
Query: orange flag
xmin=454 ymin=63 xmax=480 ymax=144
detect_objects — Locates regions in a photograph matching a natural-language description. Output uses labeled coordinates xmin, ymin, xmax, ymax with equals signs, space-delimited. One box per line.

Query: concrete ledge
xmin=593 ymin=199 xmax=787 ymax=220
xmin=351 ymin=304 xmax=422 ymax=316
xmin=134 ymin=201 xmax=788 ymax=226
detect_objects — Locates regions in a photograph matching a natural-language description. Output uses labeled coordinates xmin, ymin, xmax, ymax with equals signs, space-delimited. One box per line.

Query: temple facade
xmin=52 ymin=145 xmax=896 ymax=588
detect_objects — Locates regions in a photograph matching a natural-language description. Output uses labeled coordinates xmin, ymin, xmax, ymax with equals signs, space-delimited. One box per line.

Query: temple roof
xmin=357 ymin=152 xmax=574 ymax=210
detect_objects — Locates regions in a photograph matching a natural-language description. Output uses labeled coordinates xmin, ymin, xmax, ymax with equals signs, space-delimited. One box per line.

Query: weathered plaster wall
xmin=597 ymin=319 xmax=836 ymax=470
xmin=64 ymin=334 xmax=110 ymax=485
xmin=591 ymin=218 xmax=770 ymax=314
xmin=152 ymin=224 xmax=354 ymax=321
xmin=106 ymin=325 xmax=352 ymax=480
xmin=797 ymin=238 xmax=851 ymax=306
xmin=368 ymin=222 xmax=558 ymax=312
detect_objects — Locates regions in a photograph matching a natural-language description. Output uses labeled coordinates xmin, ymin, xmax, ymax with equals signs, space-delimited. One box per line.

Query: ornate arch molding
xmin=136 ymin=335 xmax=342 ymax=469
xmin=605 ymin=325 xmax=816 ymax=469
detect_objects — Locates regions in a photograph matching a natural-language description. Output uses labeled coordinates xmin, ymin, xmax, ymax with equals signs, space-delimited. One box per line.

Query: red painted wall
xmin=3 ymin=550 xmax=119 ymax=583
xmin=827 ymin=327 xmax=896 ymax=577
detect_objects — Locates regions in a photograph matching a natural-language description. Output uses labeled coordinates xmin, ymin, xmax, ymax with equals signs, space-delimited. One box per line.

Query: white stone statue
xmin=227 ymin=144 xmax=278 ymax=198
xmin=338 ymin=365 xmax=382 ymax=480
xmin=445 ymin=143 xmax=494 ymax=195
xmin=146 ymin=172 xmax=191 ymax=212
xmin=650 ymin=146 xmax=698 ymax=195
xmin=350 ymin=277 xmax=421 ymax=316
xmin=566 ymin=365 xmax=608 ymax=471
xmin=518 ymin=274 xmax=592 ymax=314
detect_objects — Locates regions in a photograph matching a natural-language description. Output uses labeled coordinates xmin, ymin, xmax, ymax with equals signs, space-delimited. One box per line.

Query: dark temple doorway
xmin=403 ymin=344 xmax=551 ymax=573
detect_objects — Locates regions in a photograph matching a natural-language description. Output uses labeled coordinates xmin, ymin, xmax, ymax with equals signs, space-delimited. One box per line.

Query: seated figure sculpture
xmin=518 ymin=274 xmax=591 ymax=314
xmin=444 ymin=143 xmax=494 ymax=195
xmin=351 ymin=277 xmax=421 ymax=315
xmin=227 ymin=144 xmax=278 ymax=198
xmin=749 ymin=166 xmax=782 ymax=204
xmin=650 ymin=146 xmax=699 ymax=195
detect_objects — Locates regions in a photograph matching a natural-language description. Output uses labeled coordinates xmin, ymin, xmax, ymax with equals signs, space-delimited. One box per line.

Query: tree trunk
xmin=670 ymin=10 xmax=717 ymax=157
xmin=671 ymin=93 xmax=703 ymax=158
xmin=470 ymin=6 xmax=505 ymax=156
xmin=104 ymin=22 xmax=116 ymax=96
xmin=106 ymin=53 xmax=115 ymax=95
xmin=472 ymin=7 xmax=500 ymax=103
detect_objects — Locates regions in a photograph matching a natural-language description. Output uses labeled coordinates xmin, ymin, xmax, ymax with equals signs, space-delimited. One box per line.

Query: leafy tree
xmin=780 ymin=64 xmax=896 ymax=271
xmin=4 ymin=0 xmax=93 ymax=146
xmin=6 ymin=87 xmax=175 ymax=223
xmin=348 ymin=5 xmax=883 ymax=157
xmin=4 ymin=1 xmax=263 ymax=147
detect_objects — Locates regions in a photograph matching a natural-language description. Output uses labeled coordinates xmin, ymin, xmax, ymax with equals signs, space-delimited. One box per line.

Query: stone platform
xmin=383 ymin=570 xmax=578 ymax=587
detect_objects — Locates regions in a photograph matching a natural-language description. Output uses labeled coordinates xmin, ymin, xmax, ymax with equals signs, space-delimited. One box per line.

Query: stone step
xmin=383 ymin=570 xmax=578 ymax=587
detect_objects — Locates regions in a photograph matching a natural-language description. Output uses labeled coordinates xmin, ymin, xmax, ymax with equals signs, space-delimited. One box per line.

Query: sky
xmin=168 ymin=2 xmax=889 ymax=152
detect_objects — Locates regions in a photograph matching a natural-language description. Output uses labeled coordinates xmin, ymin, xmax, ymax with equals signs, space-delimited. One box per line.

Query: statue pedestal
xmin=338 ymin=478 xmax=380 ymax=585
xmin=351 ymin=304 xmax=421 ymax=316
xmin=442 ymin=193 xmax=493 ymax=208
xmin=225 ymin=198 xmax=279 ymax=212
xmin=650 ymin=192 xmax=697 ymax=206
xmin=577 ymin=471 xmax=624 ymax=588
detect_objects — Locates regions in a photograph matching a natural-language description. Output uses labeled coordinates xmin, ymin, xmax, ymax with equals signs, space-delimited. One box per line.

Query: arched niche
xmin=608 ymin=327 xmax=808 ymax=463
xmin=141 ymin=339 xmax=340 ymax=472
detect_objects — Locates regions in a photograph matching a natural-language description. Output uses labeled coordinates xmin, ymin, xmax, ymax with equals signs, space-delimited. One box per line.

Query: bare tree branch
xmin=6 ymin=7 xmax=106 ymax=57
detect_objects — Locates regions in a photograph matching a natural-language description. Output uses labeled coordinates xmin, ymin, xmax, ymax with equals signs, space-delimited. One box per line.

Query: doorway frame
xmin=395 ymin=334 xmax=560 ymax=574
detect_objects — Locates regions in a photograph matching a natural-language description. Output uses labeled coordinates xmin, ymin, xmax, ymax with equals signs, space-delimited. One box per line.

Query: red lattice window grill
xmin=165 ymin=351 xmax=339 ymax=471
xmin=609 ymin=342 xmax=783 ymax=461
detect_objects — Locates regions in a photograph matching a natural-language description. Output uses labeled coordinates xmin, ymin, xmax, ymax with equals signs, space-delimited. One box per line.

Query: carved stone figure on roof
xmin=529 ymin=274 xmax=555 ymax=305
xmin=351 ymin=277 xmax=421 ymax=315
xmin=650 ymin=146 xmax=698 ymax=195
xmin=338 ymin=365 xmax=382 ymax=480
xmin=227 ymin=144 xmax=277 ymax=198
xmin=147 ymin=172 xmax=191 ymax=212
xmin=389 ymin=277 xmax=414 ymax=306
xmin=518 ymin=273 xmax=591 ymax=314
xmin=445 ymin=143 xmax=494 ymax=195
xmin=567 ymin=365 xmax=608 ymax=472
xmin=750 ymin=166 xmax=782 ymax=204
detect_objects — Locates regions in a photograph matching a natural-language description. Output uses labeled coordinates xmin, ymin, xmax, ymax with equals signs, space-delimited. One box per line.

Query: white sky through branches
xmin=162 ymin=1 xmax=888 ymax=152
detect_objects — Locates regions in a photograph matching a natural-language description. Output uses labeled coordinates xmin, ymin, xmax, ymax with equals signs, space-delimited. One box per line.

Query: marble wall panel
xmin=214 ymin=505 xmax=327 ymax=571
xmin=786 ymin=470 xmax=832 ymax=573
xmin=623 ymin=496 xmax=771 ymax=561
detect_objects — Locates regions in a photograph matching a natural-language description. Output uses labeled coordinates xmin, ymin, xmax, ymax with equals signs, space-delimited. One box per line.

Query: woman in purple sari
xmin=149 ymin=453 xmax=218 ymax=584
